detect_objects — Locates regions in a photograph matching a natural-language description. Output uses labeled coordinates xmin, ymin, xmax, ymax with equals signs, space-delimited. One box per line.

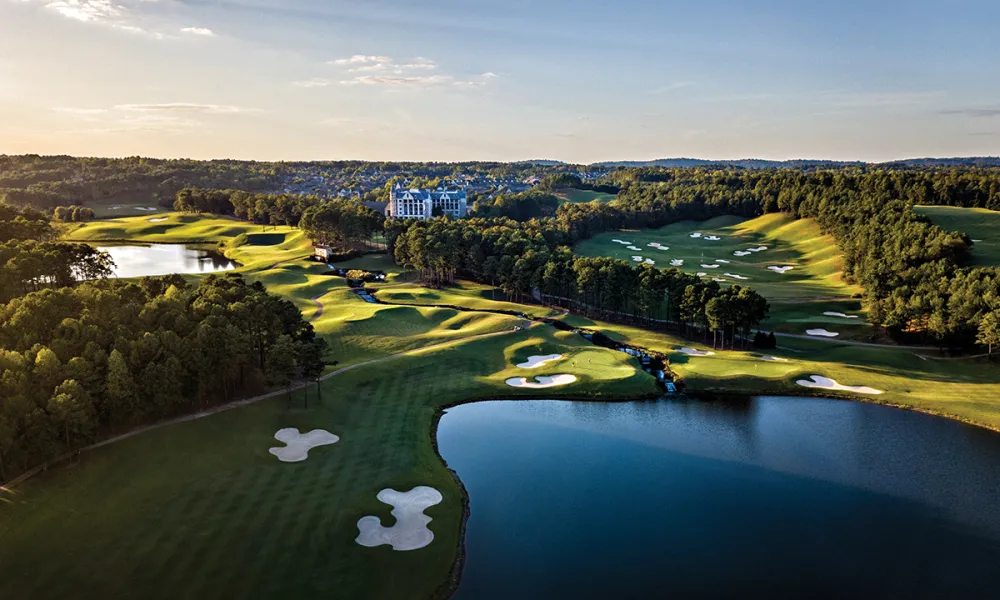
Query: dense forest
xmin=389 ymin=217 xmax=770 ymax=343
xmin=0 ymin=205 xmax=327 ymax=482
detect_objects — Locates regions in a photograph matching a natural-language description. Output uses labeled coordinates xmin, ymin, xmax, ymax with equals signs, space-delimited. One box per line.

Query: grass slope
xmin=574 ymin=213 xmax=861 ymax=300
xmin=914 ymin=205 xmax=1000 ymax=266
xmin=554 ymin=188 xmax=617 ymax=204
xmin=0 ymin=326 xmax=657 ymax=599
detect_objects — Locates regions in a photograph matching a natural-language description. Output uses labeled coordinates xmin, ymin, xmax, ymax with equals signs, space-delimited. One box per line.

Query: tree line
xmin=0 ymin=272 xmax=327 ymax=482
xmin=389 ymin=217 xmax=769 ymax=342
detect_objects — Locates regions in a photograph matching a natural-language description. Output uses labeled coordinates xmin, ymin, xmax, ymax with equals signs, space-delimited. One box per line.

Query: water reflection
xmin=96 ymin=244 xmax=237 ymax=278
xmin=439 ymin=397 xmax=1000 ymax=599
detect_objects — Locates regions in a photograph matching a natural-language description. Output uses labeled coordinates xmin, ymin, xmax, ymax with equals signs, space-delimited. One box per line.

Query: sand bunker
xmin=715 ymin=259 xmax=731 ymax=264
xmin=823 ymin=312 xmax=859 ymax=319
xmin=704 ymin=235 xmax=721 ymax=241
xmin=796 ymin=375 xmax=883 ymax=395
xmin=356 ymin=487 xmax=443 ymax=551
xmin=701 ymin=264 xmax=720 ymax=269
xmin=632 ymin=256 xmax=643 ymax=262
xmin=678 ymin=347 xmax=715 ymax=356
xmin=505 ymin=374 xmax=577 ymax=388
xmin=135 ymin=207 xmax=159 ymax=211
xmin=269 ymin=428 xmax=339 ymax=462
xmin=806 ymin=328 xmax=840 ymax=337
xmin=516 ymin=354 xmax=563 ymax=369
xmin=733 ymin=251 xmax=751 ymax=257
xmin=627 ymin=245 xmax=642 ymax=251
xmin=712 ymin=278 xmax=727 ymax=282
xmin=760 ymin=356 xmax=788 ymax=362
xmin=147 ymin=217 xmax=168 ymax=223
xmin=612 ymin=239 xmax=631 ymax=244
xmin=644 ymin=258 xmax=656 ymax=265
xmin=648 ymin=242 xmax=668 ymax=249
xmin=690 ymin=232 xmax=703 ymax=238
xmin=973 ymin=239 xmax=983 ymax=243
xmin=768 ymin=266 xmax=794 ymax=274
xmin=748 ymin=246 xmax=768 ymax=252
xmin=670 ymin=259 xmax=684 ymax=267
xmin=724 ymin=272 xmax=749 ymax=280
xmin=696 ymin=272 xmax=707 ymax=277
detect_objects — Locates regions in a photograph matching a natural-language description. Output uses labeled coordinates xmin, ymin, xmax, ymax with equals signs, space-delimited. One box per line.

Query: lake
xmin=96 ymin=244 xmax=237 ymax=278
xmin=437 ymin=397 xmax=1000 ymax=599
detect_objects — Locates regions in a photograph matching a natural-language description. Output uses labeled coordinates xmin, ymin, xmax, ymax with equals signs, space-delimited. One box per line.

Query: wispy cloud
xmin=180 ymin=27 xmax=214 ymax=36
xmin=940 ymin=107 xmax=1000 ymax=118
xmin=292 ymin=78 xmax=333 ymax=88
xmin=54 ymin=102 xmax=261 ymax=134
xmin=650 ymin=81 xmax=696 ymax=95
xmin=33 ymin=0 xmax=163 ymax=37
xmin=327 ymin=55 xmax=497 ymax=89
xmin=113 ymin=103 xmax=260 ymax=114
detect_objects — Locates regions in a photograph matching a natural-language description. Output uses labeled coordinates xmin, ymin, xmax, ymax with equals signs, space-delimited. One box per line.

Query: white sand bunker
xmin=135 ymin=206 xmax=159 ymax=211
xmin=696 ymin=272 xmax=708 ymax=277
xmin=760 ymin=356 xmax=788 ymax=362
xmin=356 ymin=487 xmax=443 ymax=551
xmin=644 ymin=258 xmax=656 ymax=265
xmin=632 ymin=256 xmax=643 ymax=262
xmin=973 ymin=239 xmax=983 ymax=243
xmin=734 ymin=250 xmax=751 ymax=257
xmin=269 ymin=428 xmax=339 ymax=462
xmin=690 ymin=232 xmax=703 ymax=238
xmin=670 ymin=259 xmax=684 ymax=267
xmin=147 ymin=217 xmax=168 ymax=222
xmin=823 ymin=312 xmax=859 ymax=319
xmin=505 ymin=374 xmax=577 ymax=388
xmin=725 ymin=272 xmax=749 ymax=280
xmin=704 ymin=235 xmax=721 ymax=241
xmin=748 ymin=246 xmax=768 ymax=252
xmin=715 ymin=259 xmax=730 ymax=264
xmin=516 ymin=354 xmax=563 ymax=369
xmin=806 ymin=328 xmax=840 ymax=337
xmin=627 ymin=245 xmax=642 ymax=251
xmin=612 ymin=239 xmax=631 ymax=244
xmin=797 ymin=375 xmax=883 ymax=395
xmin=678 ymin=347 xmax=715 ymax=356
xmin=701 ymin=264 xmax=720 ymax=269
xmin=648 ymin=242 xmax=668 ymax=250
xmin=768 ymin=266 xmax=794 ymax=274
xmin=713 ymin=278 xmax=727 ymax=282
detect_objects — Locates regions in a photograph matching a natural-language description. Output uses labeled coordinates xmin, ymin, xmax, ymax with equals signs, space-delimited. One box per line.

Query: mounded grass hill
xmin=0 ymin=325 xmax=657 ymax=599
xmin=554 ymin=188 xmax=617 ymax=204
xmin=914 ymin=205 xmax=1000 ymax=266
xmin=574 ymin=213 xmax=861 ymax=300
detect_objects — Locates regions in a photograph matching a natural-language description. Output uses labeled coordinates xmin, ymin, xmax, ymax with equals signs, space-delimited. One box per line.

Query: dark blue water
xmin=437 ymin=397 xmax=1000 ymax=599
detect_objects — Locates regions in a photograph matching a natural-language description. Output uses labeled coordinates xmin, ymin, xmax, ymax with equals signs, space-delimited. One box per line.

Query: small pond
xmin=96 ymin=244 xmax=237 ymax=278
xmin=438 ymin=397 xmax=1000 ymax=598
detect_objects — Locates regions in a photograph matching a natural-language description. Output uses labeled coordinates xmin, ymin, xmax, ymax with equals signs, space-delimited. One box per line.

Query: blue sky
xmin=1 ymin=0 xmax=998 ymax=162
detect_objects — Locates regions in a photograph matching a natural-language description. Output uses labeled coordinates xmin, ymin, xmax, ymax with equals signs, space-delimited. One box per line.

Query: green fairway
xmin=914 ymin=205 xmax=1000 ymax=266
xmin=554 ymin=188 xmax=617 ymax=204
xmin=574 ymin=213 xmax=861 ymax=300
xmin=0 ymin=325 xmax=657 ymax=599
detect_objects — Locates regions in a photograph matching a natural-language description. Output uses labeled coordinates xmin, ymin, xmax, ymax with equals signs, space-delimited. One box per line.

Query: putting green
xmin=914 ymin=205 xmax=1000 ymax=266
xmin=574 ymin=213 xmax=861 ymax=300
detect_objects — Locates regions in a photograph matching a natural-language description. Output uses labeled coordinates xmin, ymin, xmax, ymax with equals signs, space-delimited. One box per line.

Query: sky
xmin=1 ymin=0 xmax=999 ymax=163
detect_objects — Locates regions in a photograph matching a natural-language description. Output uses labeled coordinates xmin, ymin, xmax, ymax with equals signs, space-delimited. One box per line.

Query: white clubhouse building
xmin=388 ymin=185 xmax=468 ymax=219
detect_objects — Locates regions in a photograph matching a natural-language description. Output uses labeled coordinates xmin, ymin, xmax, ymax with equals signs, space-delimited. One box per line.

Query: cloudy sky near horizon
xmin=2 ymin=0 xmax=999 ymax=163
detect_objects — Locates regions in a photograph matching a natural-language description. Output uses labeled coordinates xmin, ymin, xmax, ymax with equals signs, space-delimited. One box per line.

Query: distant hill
xmin=590 ymin=157 xmax=1000 ymax=169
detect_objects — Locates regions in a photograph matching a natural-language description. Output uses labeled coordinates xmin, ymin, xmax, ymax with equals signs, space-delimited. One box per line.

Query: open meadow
xmin=554 ymin=188 xmax=617 ymax=204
